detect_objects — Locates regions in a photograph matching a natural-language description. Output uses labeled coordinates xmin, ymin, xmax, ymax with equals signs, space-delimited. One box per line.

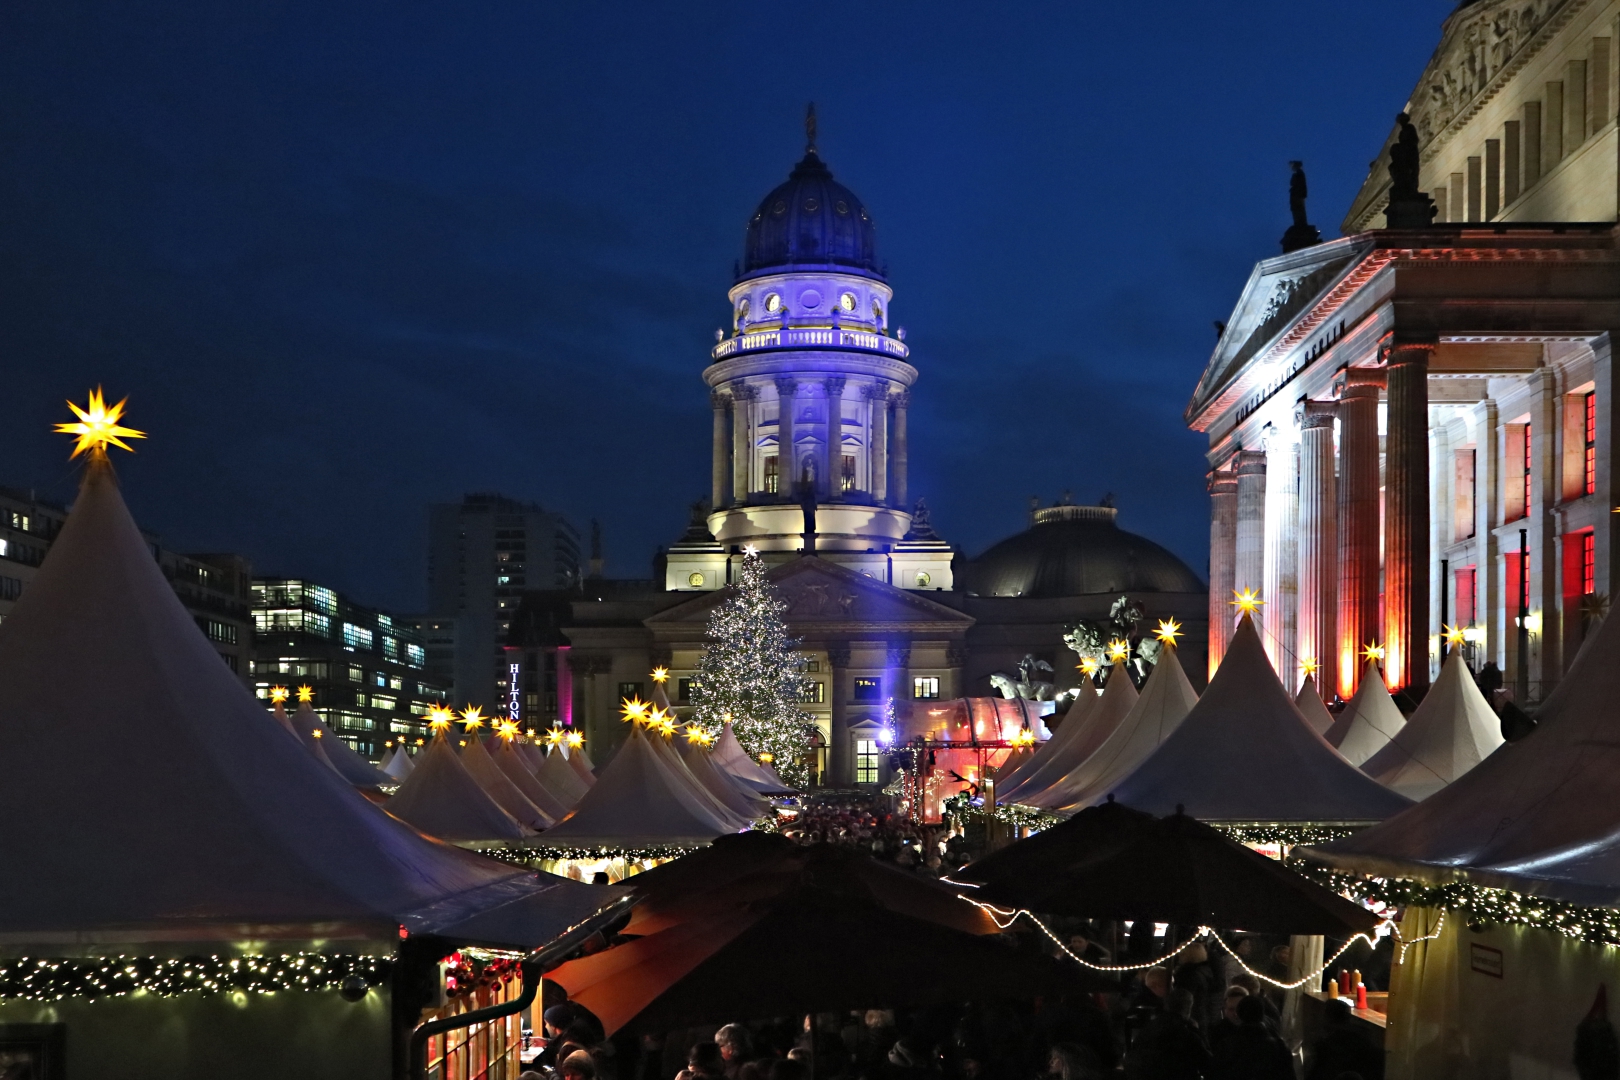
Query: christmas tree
xmin=689 ymin=549 xmax=813 ymax=786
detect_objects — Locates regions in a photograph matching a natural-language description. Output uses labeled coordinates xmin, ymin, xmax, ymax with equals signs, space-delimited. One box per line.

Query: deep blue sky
xmin=0 ymin=1 xmax=1454 ymax=612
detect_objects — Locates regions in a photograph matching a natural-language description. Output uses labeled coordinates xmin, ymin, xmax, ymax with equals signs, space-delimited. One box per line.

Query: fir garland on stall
xmin=688 ymin=550 xmax=814 ymax=787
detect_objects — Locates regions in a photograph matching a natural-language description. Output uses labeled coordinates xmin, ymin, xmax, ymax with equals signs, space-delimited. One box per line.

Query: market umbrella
xmin=547 ymin=878 xmax=1103 ymax=1035
xmin=957 ymin=799 xmax=1377 ymax=937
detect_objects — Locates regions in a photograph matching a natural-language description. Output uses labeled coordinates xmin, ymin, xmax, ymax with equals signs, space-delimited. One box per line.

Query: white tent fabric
xmin=1009 ymin=665 xmax=1139 ymax=808
xmin=382 ymin=745 xmax=415 ymax=781
xmin=1042 ymin=643 xmax=1200 ymax=813
xmin=568 ymin=744 xmax=598 ymax=787
xmin=993 ymin=675 xmax=1098 ymax=802
xmin=1323 ymin=660 xmax=1406 ymax=766
xmin=645 ymin=729 xmax=753 ymax=830
xmin=1101 ymin=614 xmax=1413 ymax=822
xmin=269 ymin=701 xmax=298 ymax=738
xmin=537 ymin=746 xmax=590 ymax=809
xmin=542 ymin=724 xmax=737 ymax=849
xmin=460 ymin=733 xmax=553 ymax=829
xmin=1360 ymin=653 xmax=1505 ymax=801
xmin=650 ymin=678 xmax=672 ymax=710
xmin=1306 ymin=611 xmax=1620 ymax=904
xmin=386 ymin=732 xmax=532 ymax=841
xmin=493 ymin=739 xmax=572 ymax=821
xmin=0 ymin=457 xmax=606 ymax=941
xmin=712 ymin=722 xmax=797 ymax=795
xmin=290 ymin=700 xmax=394 ymax=788
xmin=680 ymin=738 xmax=769 ymax=820
xmin=1294 ymin=675 xmax=1336 ymax=737
xmin=516 ymin=738 xmax=547 ymax=773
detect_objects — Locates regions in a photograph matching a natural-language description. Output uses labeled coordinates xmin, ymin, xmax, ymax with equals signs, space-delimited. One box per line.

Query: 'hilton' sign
xmin=507 ymin=662 xmax=522 ymax=725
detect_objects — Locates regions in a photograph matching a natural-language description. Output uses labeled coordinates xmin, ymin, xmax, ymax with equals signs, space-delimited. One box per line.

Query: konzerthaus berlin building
xmin=1191 ymin=0 xmax=1620 ymax=705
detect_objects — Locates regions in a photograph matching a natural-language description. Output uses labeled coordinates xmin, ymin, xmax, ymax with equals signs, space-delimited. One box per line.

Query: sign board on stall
xmin=1469 ymin=942 xmax=1503 ymax=978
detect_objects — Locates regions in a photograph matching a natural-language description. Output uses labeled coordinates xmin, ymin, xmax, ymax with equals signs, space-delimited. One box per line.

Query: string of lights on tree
xmin=687 ymin=548 xmax=814 ymax=787
xmin=0 ymin=953 xmax=392 ymax=1001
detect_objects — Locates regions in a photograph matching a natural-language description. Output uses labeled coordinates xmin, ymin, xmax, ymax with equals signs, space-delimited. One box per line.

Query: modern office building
xmin=0 ymin=485 xmax=254 ymax=681
xmin=425 ymin=494 xmax=580 ymax=708
xmin=250 ymin=578 xmax=448 ymax=758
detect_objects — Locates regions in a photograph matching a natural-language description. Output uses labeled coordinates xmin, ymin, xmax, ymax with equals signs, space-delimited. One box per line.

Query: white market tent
xmin=290 ymin=699 xmax=395 ymax=788
xmin=460 ymin=730 xmax=553 ymax=829
xmin=644 ymin=727 xmax=754 ymax=830
xmin=1008 ymin=664 xmax=1139 ymax=808
xmin=0 ymin=455 xmax=610 ymax=945
xmin=382 ymin=744 xmax=415 ymax=781
xmin=386 ymin=730 xmax=533 ymax=842
xmin=1360 ymin=652 xmax=1505 ymax=801
xmin=493 ymin=737 xmax=572 ymax=821
xmin=993 ymin=674 xmax=1099 ymax=802
xmin=516 ymin=738 xmax=547 ymax=773
xmin=680 ymin=737 xmax=769 ymax=821
xmin=542 ymin=724 xmax=738 ymax=849
xmin=537 ymin=745 xmax=591 ymax=807
xmin=712 ymin=721 xmax=797 ymax=796
xmin=1041 ymin=641 xmax=1200 ymax=814
xmin=1323 ymin=660 xmax=1406 ymax=766
xmin=567 ymin=744 xmax=598 ymax=787
xmin=1294 ymin=674 xmax=1336 ymax=737
xmin=1101 ymin=614 xmax=1412 ymax=823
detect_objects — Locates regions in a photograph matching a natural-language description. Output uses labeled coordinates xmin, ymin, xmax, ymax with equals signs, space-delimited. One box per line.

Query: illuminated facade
xmin=1192 ymin=0 xmax=1620 ymax=704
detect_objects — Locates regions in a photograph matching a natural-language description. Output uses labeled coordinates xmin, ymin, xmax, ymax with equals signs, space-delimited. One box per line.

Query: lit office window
xmin=912 ymin=677 xmax=940 ymax=700
xmin=852 ymin=677 xmax=882 ymax=703
xmin=856 ymin=738 xmax=879 ymax=784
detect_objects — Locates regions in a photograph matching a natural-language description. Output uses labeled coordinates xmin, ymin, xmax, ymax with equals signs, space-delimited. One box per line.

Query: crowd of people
xmin=777 ymin=796 xmax=967 ymax=873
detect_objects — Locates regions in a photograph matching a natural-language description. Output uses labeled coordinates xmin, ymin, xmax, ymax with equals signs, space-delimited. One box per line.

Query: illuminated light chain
xmin=958 ymin=895 xmax=1396 ymax=990
xmin=1394 ymin=910 xmax=1446 ymax=964
xmin=0 ymin=954 xmax=392 ymax=1002
xmin=481 ymin=844 xmax=709 ymax=864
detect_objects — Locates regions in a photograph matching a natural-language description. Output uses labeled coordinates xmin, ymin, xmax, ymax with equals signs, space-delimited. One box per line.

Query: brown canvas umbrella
xmin=958 ymin=799 xmax=1376 ymax=937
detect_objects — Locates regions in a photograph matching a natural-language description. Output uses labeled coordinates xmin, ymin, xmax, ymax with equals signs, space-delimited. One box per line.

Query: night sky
xmin=0 ymin=1 xmax=1453 ymax=612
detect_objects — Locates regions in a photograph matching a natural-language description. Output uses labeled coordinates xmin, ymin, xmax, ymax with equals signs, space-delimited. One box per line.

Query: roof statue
xmin=1306 ymin=603 xmax=1620 ymax=904
xmin=1293 ymin=674 xmax=1336 ymax=737
xmin=543 ymin=724 xmax=738 ymax=849
xmin=381 ymin=744 xmax=415 ymax=781
xmin=1323 ymin=659 xmax=1406 ymax=767
xmin=805 ymin=100 xmax=817 ymax=153
xmin=1100 ymin=614 xmax=1411 ymax=823
xmin=1280 ymin=161 xmax=1322 ymax=253
xmin=1384 ymin=112 xmax=1437 ymax=227
xmin=1360 ymin=651 xmax=1505 ymax=800
xmin=0 ymin=406 xmax=616 ymax=945
xmin=1044 ymin=638 xmax=1201 ymax=814
xmin=993 ymin=674 xmax=1097 ymax=800
xmin=1016 ymin=660 xmax=1141 ymax=810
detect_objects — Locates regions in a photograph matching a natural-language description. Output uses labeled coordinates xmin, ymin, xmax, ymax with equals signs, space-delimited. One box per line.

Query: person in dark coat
xmin=1210 ymin=996 xmax=1292 ymax=1080
xmin=1306 ymin=998 xmax=1383 ymax=1080
xmin=1126 ymin=988 xmax=1209 ymax=1080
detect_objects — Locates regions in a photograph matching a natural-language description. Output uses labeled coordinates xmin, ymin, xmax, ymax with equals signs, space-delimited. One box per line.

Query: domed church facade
xmin=514 ymin=116 xmax=1208 ymax=786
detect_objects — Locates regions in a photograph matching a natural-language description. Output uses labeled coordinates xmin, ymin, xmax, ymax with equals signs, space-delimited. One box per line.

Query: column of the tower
xmin=824 ymin=376 xmax=845 ymax=499
xmin=731 ymin=384 xmax=755 ymax=502
xmin=1385 ymin=338 xmax=1435 ymax=693
xmin=1262 ymin=429 xmax=1299 ymax=677
xmin=892 ymin=391 xmax=910 ymax=508
xmin=711 ymin=391 xmax=730 ymax=508
xmin=1208 ymin=469 xmax=1239 ymax=677
xmin=1336 ymin=367 xmax=1384 ymax=699
xmin=1234 ymin=449 xmax=1267 ymax=605
xmin=775 ymin=378 xmax=797 ymax=498
xmin=867 ymin=383 xmax=889 ymax=503
xmin=1295 ymin=400 xmax=1339 ymax=698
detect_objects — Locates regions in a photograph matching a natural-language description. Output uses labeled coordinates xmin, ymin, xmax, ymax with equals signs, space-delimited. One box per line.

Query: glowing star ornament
xmin=1300 ymin=657 xmax=1321 ymax=678
xmin=496 ymin=720 xmax=520 ymax=742
xmin=1107 ymin=639 xmax=1131 ymax=663
xmin=620 ymin=697 xmax=649 ymax=725
xmin=1154 ymin=619 xmax=1182 ymax=646
xmin=684 ymin=724 xmax=714 ymax=746
xmin=296 ymin=685 xmax=315 ymax=704
xmin=458 ymin=706 xmax=485 ymax=732
xmin=650 ymin=667 xmax=669 ymax=684
xmin=565 ymin=731 xmax=584 ymax=750
xmin=268 ymin=686 xmax=290 ymax=705
xmin=1443 ymin=624 xmax=1467 ymax=648
xmin=1078 ymin=657 xmax=1101 ymax=677
xmin=425 ymin=706 xmax=455 ymax=735
xmin=544 ymin=726 xmax=567 ymax=748
xmin=1011 ymin=728 xmax=1036 ymax=748
xmin=1362 ymin=642 xmax=1386 ymax=663
xmin=55 ymin=388 xmax=146 ymax=459
xmin=1230 ymin=588 xmax=1265 ymax=617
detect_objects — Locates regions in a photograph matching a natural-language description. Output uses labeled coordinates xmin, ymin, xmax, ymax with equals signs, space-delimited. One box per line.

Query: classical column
xmin=1208 ymin=469 xmax=1239 ymax=678
xmin=1335 ymin=367 xmax=1384 ymax=699
xmin=892 ymin=390 xmax=910 ymax=508
xmin=1384 ymin=340 xmax=1434 ymax=693
xmin=1234 ymin=449 xmax=1268 ymax=604
xmin=731 ymin=384 xmax=755 ymax=501
xmin=867 ymin=383 xmax=889 ymax=503
xmin=824 ymin=376 xmax=845 ymax=500
xmin=1295 ymin=400 xmax=1339 ymax=698
xmin=711 ymin=391 xmax=730 ymax=508
xmin=775 ymin=378 xmax=797 ymax=499
xmin=827 ymin=643 xmax=852 ymax=786
xmin=1262 ymin=428 xmax=1299 ymax=678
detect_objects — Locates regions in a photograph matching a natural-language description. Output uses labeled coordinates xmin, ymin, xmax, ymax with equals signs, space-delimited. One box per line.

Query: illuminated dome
xmin=962 ymin=505 xmax=1205 ymax=598
xmin=741 ymin=149 xmax=881 ymax=281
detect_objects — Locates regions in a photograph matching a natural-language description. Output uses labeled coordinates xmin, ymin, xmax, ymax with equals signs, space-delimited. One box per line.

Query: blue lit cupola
xmin=741 ymin=148 xmax=882 ymax=282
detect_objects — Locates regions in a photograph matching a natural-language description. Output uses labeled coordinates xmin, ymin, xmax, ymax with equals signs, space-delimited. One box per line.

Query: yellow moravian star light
xmin=55 ymin=388 xmax=146 ymax=459
xmin=565 ymin=731 xmax=584 ymax=749
xmin=459 ymin=705 xmax=485 ymax=732
xmin=296 ymin=685 xmax=314 ymax=704
xmin=650 ymin=667 xmax=669 ymax=684
xmin=1107 ymin=639 xmax=1130 ymax=663
xmin=1362 ymin=642 xmax=1386 ymax=663
xmin=1078 ymin=656 xmax=1101 ymax=676
xmin=268 ymin=686 xmax=289 ymax=704
xmin=685 ymin=724 xmax=713 ymax=746
xmin=1300 ymin=657 xmax=1320 ymax=677
xmin=1154 ymin=619 xmax=1182 ymax=646
xmin=545 ymin=726 xmax=567 ymax=748
xmin=1443 ymin=624 xmax=1467 ymax=647
xmin=1230 ymin=588 xmax=1264 ymax=616
xmin=497 ymin=720 xmax=520 ymax=741
xmin=426 ymin=706 xmax=455 ymax=734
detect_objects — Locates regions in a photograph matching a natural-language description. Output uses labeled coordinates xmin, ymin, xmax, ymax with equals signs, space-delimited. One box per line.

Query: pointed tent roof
xmin=1043 ymin=643 xmax=1201 ymax=813
xmin=1099 ymin=615 xmax=1412 ymax=823
xmin=382 ymin=745 xmax=415 ymax=781
xmin=1360 ymin=652 xmax=1505 ymax=801
xmin=1294 ymin=675 xmax=1336 ymax=737
xmin=269 ymin=700 xmax=298 ymax=738
xmin=568 ymin=744 xmax=598 ymax=787
xmin=517 ymin=738 xmax=547 ymax=773
xmin=1010 ymin=666 xmax=1139 ymax=808
xmin=680 ymin=738 xmax=769 ymax=821
xmin=0 ymin=458 xmax=596 ymax=941
xmin=713 ymin=722 xmax=797 ymax=796
xmin=494 ymin=739 xmax=572 ymax=821
xmin=994 ymin=676 xmax=1097 ymax=802
xmin=542 ymin=725 xmax=737 ymax=849
xmin=1323 ymin=661 xmax=1406 ymax=766
xmin=386 ymin=731 xmax=532 ymax=842
xmin=291 ymin=700 xmax=394 ymax=788
xmin=645 ymin=728 xmax=753 ymax=831
xmin=538 ymin=745 xmax=590 ymax=808
xmin=460 ymin=730 xmax=553 ymax=829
